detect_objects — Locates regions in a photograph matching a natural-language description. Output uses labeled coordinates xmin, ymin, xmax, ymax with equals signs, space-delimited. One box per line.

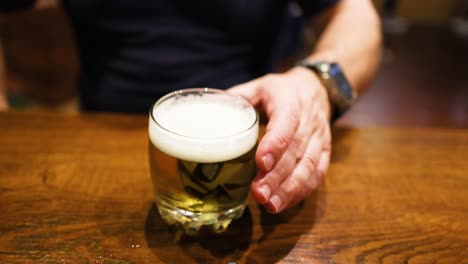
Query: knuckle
xmin=295 ymin=142 xmax=308 ymax=161
xmin=310 ymin=105 xmax=320 ymax=120
xmin=318 ymin=110 xmax=328 ymax=123
xmin=286 ymin=172 xmax=309 ymax=197
xmin=271 ymin=133 xmax=289 ymax=151
xmin=284 ymin=180 xmax=302 ymax=197
xmin=266 ymin=168 xmax=287 ymax=187
xmin=283 ymin=173 xmax=314 ymax=209
xmin=302 ymin=154 xmax=318 ymax=173
xmin=289 ymin=110 xmax=300 ymax=127
xmin=324 ymin=136 xmax=332 ymax=149
xmin=288 ymin=136 xmax=301 ymax=156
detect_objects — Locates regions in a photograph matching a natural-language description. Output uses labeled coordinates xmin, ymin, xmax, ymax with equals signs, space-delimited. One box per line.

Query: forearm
xmin=304 ymin=0 xmax=382 ymax=94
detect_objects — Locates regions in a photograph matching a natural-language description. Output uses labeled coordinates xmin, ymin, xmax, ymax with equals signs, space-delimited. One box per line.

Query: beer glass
xmin=148 ymin=88 xmax=258 ymax=234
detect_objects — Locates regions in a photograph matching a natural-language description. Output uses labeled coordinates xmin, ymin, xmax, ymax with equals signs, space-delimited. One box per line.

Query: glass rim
xmin=149 ymin=88 xmax=259 ymax=140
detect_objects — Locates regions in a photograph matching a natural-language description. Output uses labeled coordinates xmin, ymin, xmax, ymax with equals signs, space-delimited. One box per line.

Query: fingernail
xmin=258 ymin=185 xmax=271 ymax=202
xmin=269 ymin=195 xmax=282 ymax=212
xmin=263 ymin=154 xmax=274 ymax=171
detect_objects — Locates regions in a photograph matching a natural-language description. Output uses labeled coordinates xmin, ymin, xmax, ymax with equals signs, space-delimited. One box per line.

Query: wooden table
xmin=1 ymin=112 xmax=467 ymax=263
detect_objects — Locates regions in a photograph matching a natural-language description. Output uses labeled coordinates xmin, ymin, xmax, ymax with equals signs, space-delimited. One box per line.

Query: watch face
xmin=330 ymin=63 xmax=354 ymax=100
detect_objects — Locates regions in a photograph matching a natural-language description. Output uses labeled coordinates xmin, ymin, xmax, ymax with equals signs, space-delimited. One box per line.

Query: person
xmin=0 ymin=0 xmax=381 ymax=214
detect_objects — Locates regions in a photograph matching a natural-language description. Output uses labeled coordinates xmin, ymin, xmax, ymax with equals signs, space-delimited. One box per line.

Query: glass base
xmin=155 ymin=201 xmax=246 ymax=235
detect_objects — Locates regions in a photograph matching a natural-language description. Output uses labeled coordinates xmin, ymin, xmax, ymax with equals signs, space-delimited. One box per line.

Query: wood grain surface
xmin=0 ymin=111 xmax=467 ymax=264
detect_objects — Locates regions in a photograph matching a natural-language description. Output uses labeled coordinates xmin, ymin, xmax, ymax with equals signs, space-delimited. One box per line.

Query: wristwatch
xmin=296 ymin=61 xmax=357 ymax=121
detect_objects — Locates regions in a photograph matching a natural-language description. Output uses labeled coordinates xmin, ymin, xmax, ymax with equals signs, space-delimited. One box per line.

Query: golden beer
xmin=148 ymin=88 xmax=258 ymax=234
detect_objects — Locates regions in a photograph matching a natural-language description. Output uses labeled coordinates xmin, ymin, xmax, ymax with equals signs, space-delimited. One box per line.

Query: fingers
xmin=290 ymin=149 xmax=330 ymax=208
xmin=231 ymin=76 xmax=300 ymax=173
xmin=230 ymin=76 xmax=301 ymax=205
xmin=265 ymin=122 xmax=330 ymax=213
xmin=250 ymin=146 xmax=297 ymax=204
xmin=255 ymin=98 xmax=300 ymax=173
xmin=251 ymin=104 xmax=316 ymax=206
xmin=267 ymin=150 xmax=330 ymax=213
xmin=264 ymin=134 xmax=324 ymax=213
xmin=230 ymin=74 xmax=332 ymax=214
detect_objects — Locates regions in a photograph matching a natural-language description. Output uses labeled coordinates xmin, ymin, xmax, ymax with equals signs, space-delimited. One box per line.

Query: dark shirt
xmin=1 ymin=0 xmax=338 ymax=113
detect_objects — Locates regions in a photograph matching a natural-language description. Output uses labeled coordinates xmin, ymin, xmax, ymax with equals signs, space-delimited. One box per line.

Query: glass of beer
xmin=148 ymin=88 xmax=258 ymax=234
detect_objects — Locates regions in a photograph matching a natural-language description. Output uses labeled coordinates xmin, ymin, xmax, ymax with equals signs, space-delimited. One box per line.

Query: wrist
xmin=286 ymin=67 xmax=333 ymax=122
xmin=295 ymin=60 xmax=357 ymax=122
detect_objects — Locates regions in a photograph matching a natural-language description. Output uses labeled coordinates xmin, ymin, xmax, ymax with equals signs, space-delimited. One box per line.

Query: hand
xmin=228 ymin=67 xmax=332 ymax=214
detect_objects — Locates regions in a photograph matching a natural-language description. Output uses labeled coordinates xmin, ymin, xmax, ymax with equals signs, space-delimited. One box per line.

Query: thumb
xmin=227 ymin=78 xmax=264 ymax=107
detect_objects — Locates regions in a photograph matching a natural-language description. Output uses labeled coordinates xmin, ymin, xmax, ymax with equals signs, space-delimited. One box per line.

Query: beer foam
xmin=149 ymin=92 xmax=258 ymax=163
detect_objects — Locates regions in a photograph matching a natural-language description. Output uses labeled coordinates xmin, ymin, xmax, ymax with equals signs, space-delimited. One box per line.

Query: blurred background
xmin=0 ymin=0 xmax=467 ymax=127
